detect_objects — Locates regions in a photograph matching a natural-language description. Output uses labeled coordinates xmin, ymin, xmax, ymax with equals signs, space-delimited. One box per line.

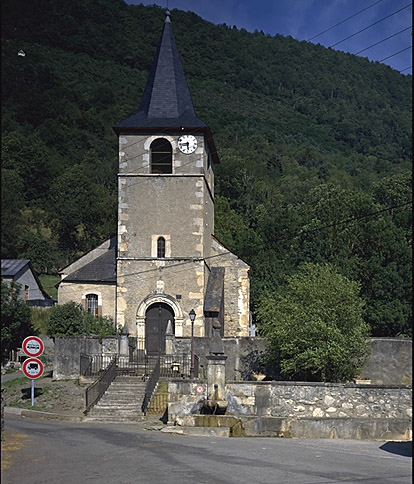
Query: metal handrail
xmin=80 ymin=353 xmax=93 ymax=377
xmin=142 ymin=356 xmax=160 ymax=415
xmin=84 ymin=355 xmax=117 ymax=414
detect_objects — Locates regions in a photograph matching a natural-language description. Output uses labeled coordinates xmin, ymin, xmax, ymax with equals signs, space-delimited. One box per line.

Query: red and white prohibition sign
xmin=22 ymin=357 xmax=44 ymax=379
xmin=22 ymin=336 xmax=44 ymax=358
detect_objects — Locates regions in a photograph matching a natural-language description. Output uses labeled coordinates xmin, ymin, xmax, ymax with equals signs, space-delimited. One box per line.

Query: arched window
xmin=151 ymin=138 xmax=172 ymax=174
xmin=157 ymin=237 xmax=166 ymax=258
xmin=86 ymin=294 xmax=99 ymax=317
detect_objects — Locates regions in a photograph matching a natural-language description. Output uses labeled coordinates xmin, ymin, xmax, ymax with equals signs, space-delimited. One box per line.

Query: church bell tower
xmin=113 ymin=11 xmax=220 ymax=352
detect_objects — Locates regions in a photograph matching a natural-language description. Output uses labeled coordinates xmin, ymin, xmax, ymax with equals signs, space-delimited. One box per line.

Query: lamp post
xmin=189 ymin=309 xmax=196 ymax=379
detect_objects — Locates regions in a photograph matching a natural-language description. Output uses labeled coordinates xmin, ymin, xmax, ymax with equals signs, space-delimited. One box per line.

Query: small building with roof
xmin=1 ymin=259 xmax=55 ymax=307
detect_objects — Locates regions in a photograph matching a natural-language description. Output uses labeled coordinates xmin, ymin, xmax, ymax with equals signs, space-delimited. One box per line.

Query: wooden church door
xmin=145 ymin=303 xmax=174 ymax=355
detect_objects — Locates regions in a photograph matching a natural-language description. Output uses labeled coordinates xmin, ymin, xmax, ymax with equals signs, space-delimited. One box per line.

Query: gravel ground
xmin=1 ymin=370 xmax=86 ymax=417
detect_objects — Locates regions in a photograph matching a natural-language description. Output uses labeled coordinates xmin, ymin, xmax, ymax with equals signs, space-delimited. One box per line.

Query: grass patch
xmin=38 ymin=274 xmax=59 ymax=300
xmin=2 ymin=377 xmax=27 ymax=389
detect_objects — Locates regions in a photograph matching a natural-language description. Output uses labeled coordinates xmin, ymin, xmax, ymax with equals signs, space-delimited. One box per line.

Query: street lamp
xmin=189 ymin=309 xmax=196 ymax=379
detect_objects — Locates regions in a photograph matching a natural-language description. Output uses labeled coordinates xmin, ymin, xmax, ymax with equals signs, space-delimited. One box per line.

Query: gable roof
xmin=1 ymin=259 xmax=31 ymax=277
xmin=62 ymin=247 xmax=116 ymax=283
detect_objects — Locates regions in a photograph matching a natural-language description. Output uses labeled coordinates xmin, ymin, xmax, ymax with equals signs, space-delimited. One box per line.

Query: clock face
xmin=178 ymin=135 xmax=197 ymax=154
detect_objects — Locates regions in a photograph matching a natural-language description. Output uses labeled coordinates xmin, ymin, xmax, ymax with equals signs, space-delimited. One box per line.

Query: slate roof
xmin=63 ymin=247 xmax=116 ymax=283
xmin=114 ymin=12 xmax=205 ymax=132
xmin=204 ymin=267 xmax=225 ymax=314
xmin=1 ymin=259 xmax=30 ymax=277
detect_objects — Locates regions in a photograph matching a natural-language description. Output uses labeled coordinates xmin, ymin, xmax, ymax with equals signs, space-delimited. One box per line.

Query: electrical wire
xmin=379 ymin=45 xmax=412 ymax=62
xmin=354 ymin=26 xmax=411 ymax=54
xmin=113 ymin=201 xmax=411 ymax=280
xmin=307 ymin=0 xmax=385 ymax=41
xmin=330 ymin=3 xmax=412 ymax=48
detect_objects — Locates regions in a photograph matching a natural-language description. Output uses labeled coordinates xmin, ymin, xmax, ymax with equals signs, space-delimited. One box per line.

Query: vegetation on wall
xmin=1 ymin=0 xmax=412 ymax=339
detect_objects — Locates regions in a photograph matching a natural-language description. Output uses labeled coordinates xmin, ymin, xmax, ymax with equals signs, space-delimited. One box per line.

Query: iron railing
xmin=80 ymin=353 xmax=116 ymax=378
xmin=142 ymin=356 xmax=160 ymax=415
xmin=84 ymin=355 xmax=117 ymax=414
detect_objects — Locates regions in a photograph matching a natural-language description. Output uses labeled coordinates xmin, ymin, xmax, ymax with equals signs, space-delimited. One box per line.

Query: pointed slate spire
xmin=114 ymin=10 xmax=206 ymax=131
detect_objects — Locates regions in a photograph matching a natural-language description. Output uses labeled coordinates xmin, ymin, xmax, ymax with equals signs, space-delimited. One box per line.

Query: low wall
xmin=360 ymin=338 xmax=412 ymax=385
xmin=225 ymin=381 xmax=412 ymax=419
xmin=53 ymin=336 xmax=119 ymax=380
xmin=176 ymin=337 xmax=412 ymax=385
xmin=168 ymin=380 xmax=412 ymax=440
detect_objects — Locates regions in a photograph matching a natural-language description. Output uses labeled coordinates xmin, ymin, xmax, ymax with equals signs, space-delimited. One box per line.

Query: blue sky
xmin=126 ymin=0 xmax=412 ymax=75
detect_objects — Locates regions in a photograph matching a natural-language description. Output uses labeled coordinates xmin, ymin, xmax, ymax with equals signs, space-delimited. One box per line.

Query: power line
xmin=297 ymin=202 xmax=411 ymax=237
xmin=307 ymin=0 xmax=385 ymax=41
xmin=330 ymin=3 xmax=412 ymax=48
xmin=379 ymin=45 xmax=412 ymax=62
xmin=354 ymin=26 xmax=412 ymax=54
xmin=114 ymin=201 xmax=411 ymax=280
xmin=399 ymin=65 xmax=412 ymax=72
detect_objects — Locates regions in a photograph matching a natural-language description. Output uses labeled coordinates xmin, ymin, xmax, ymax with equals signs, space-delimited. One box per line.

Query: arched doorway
xmin=145 ymin=303 xmax=175 ymax=355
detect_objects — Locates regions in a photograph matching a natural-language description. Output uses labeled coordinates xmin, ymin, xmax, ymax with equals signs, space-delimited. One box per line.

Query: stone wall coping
xmin=226 ymin=380 xmax=412 ymax=389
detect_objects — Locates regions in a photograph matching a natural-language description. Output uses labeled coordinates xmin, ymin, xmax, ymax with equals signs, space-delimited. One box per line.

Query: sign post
xmin=22 ymin=336 xmax=44 ymax=406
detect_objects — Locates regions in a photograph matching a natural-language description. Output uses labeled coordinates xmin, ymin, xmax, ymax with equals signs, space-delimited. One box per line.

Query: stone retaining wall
xmin=167 ymin=380 xmax=412 ymax=440
xmin=225 ymin=381 xmax=412 ymax=419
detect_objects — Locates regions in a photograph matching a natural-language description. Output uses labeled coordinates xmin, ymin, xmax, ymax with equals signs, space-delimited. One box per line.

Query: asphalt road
xmin=2 ymin=415 xmax=412 ymax=484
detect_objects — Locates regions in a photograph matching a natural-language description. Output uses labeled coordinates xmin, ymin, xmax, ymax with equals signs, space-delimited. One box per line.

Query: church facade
xmin=58 ymin=11 xmax=250 ymax=354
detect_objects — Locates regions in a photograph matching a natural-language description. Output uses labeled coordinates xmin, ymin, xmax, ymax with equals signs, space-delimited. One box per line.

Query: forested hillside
xmin=1 ymin=0 xmax=412 ymax=337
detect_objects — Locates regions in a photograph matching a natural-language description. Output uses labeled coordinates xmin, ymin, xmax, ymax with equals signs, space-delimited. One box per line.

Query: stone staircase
xmin=84 ymin=376 xmax=148 ymax=423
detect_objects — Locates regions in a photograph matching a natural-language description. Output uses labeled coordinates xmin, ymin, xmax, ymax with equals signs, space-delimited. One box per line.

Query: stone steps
xmin=86 ymin=375 xmax=150 ymax=422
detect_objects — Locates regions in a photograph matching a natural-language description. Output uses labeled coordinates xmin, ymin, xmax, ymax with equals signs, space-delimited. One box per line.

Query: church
xmin=57 ymin=11 xmax=251 ymax=355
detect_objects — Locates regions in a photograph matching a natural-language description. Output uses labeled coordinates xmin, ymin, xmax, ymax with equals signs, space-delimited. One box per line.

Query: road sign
xmin=22 ymin=336 xmax=44 ymax=358
xmin=196 ymin=385 xmax=204 ymax=394
xmin=22 ymin=357 xmax=44 ymax=379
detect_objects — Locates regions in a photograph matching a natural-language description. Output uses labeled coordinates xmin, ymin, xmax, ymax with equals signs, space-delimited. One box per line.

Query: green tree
xmin=1 ymin=281 xmax=33 ymax=360
xmin=257 ymin=263 xmax=370 ymax=382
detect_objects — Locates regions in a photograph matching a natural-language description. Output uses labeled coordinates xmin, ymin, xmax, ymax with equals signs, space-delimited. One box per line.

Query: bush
xmin=47 ymin=301 xmax=116 ymax=338
xmin=257 ymin=263 xmax=370 ymax=382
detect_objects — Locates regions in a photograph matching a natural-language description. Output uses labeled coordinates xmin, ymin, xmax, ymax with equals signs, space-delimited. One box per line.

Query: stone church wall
xmin=58 ymin=282 xmax=116 ymax=320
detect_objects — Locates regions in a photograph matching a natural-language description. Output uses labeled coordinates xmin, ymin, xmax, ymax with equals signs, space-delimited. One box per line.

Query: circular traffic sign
xmin=22 ymin=336 xmax=44 ymax=357
xmin=22 ymin=357 xmax=44 ymax=379
xmin=196 ymin=385 xmax=204 ymax=394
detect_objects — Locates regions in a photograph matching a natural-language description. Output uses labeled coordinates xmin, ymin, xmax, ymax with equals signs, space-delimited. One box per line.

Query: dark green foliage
xmin=1 ymin=0 xmax=411 ymax=338
xmin=257 ymin=264 xmax=371 ymax=382
xmin=47 ymin=301 xmax=116 ymax=338
xmin=1 ymin=281 xmax=33 ymax=360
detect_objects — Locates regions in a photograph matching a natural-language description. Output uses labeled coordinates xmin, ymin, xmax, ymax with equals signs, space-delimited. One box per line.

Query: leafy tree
xmin=257 ymin=263 xmax=370 ymax=382
xmin=1 ymin=281 xmax=33 ymax=360
xmin=47 ymin=301 xmax=116 ymax=338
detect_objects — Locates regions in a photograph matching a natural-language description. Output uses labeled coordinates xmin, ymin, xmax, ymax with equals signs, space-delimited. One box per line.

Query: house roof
xmin=1 ymin=259 xmax=31 ymax=277
xmin=63 ymin=247 xmax=116 ymax=283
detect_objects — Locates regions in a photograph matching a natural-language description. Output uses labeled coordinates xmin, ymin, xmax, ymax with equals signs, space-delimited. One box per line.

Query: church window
xmin=157 ymin=237 xmax=166 ymax=258
xmin=86 ymin=294 xmax=99 ymax=317
xmin=151 ymin=138 xmax=172 ymax=174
